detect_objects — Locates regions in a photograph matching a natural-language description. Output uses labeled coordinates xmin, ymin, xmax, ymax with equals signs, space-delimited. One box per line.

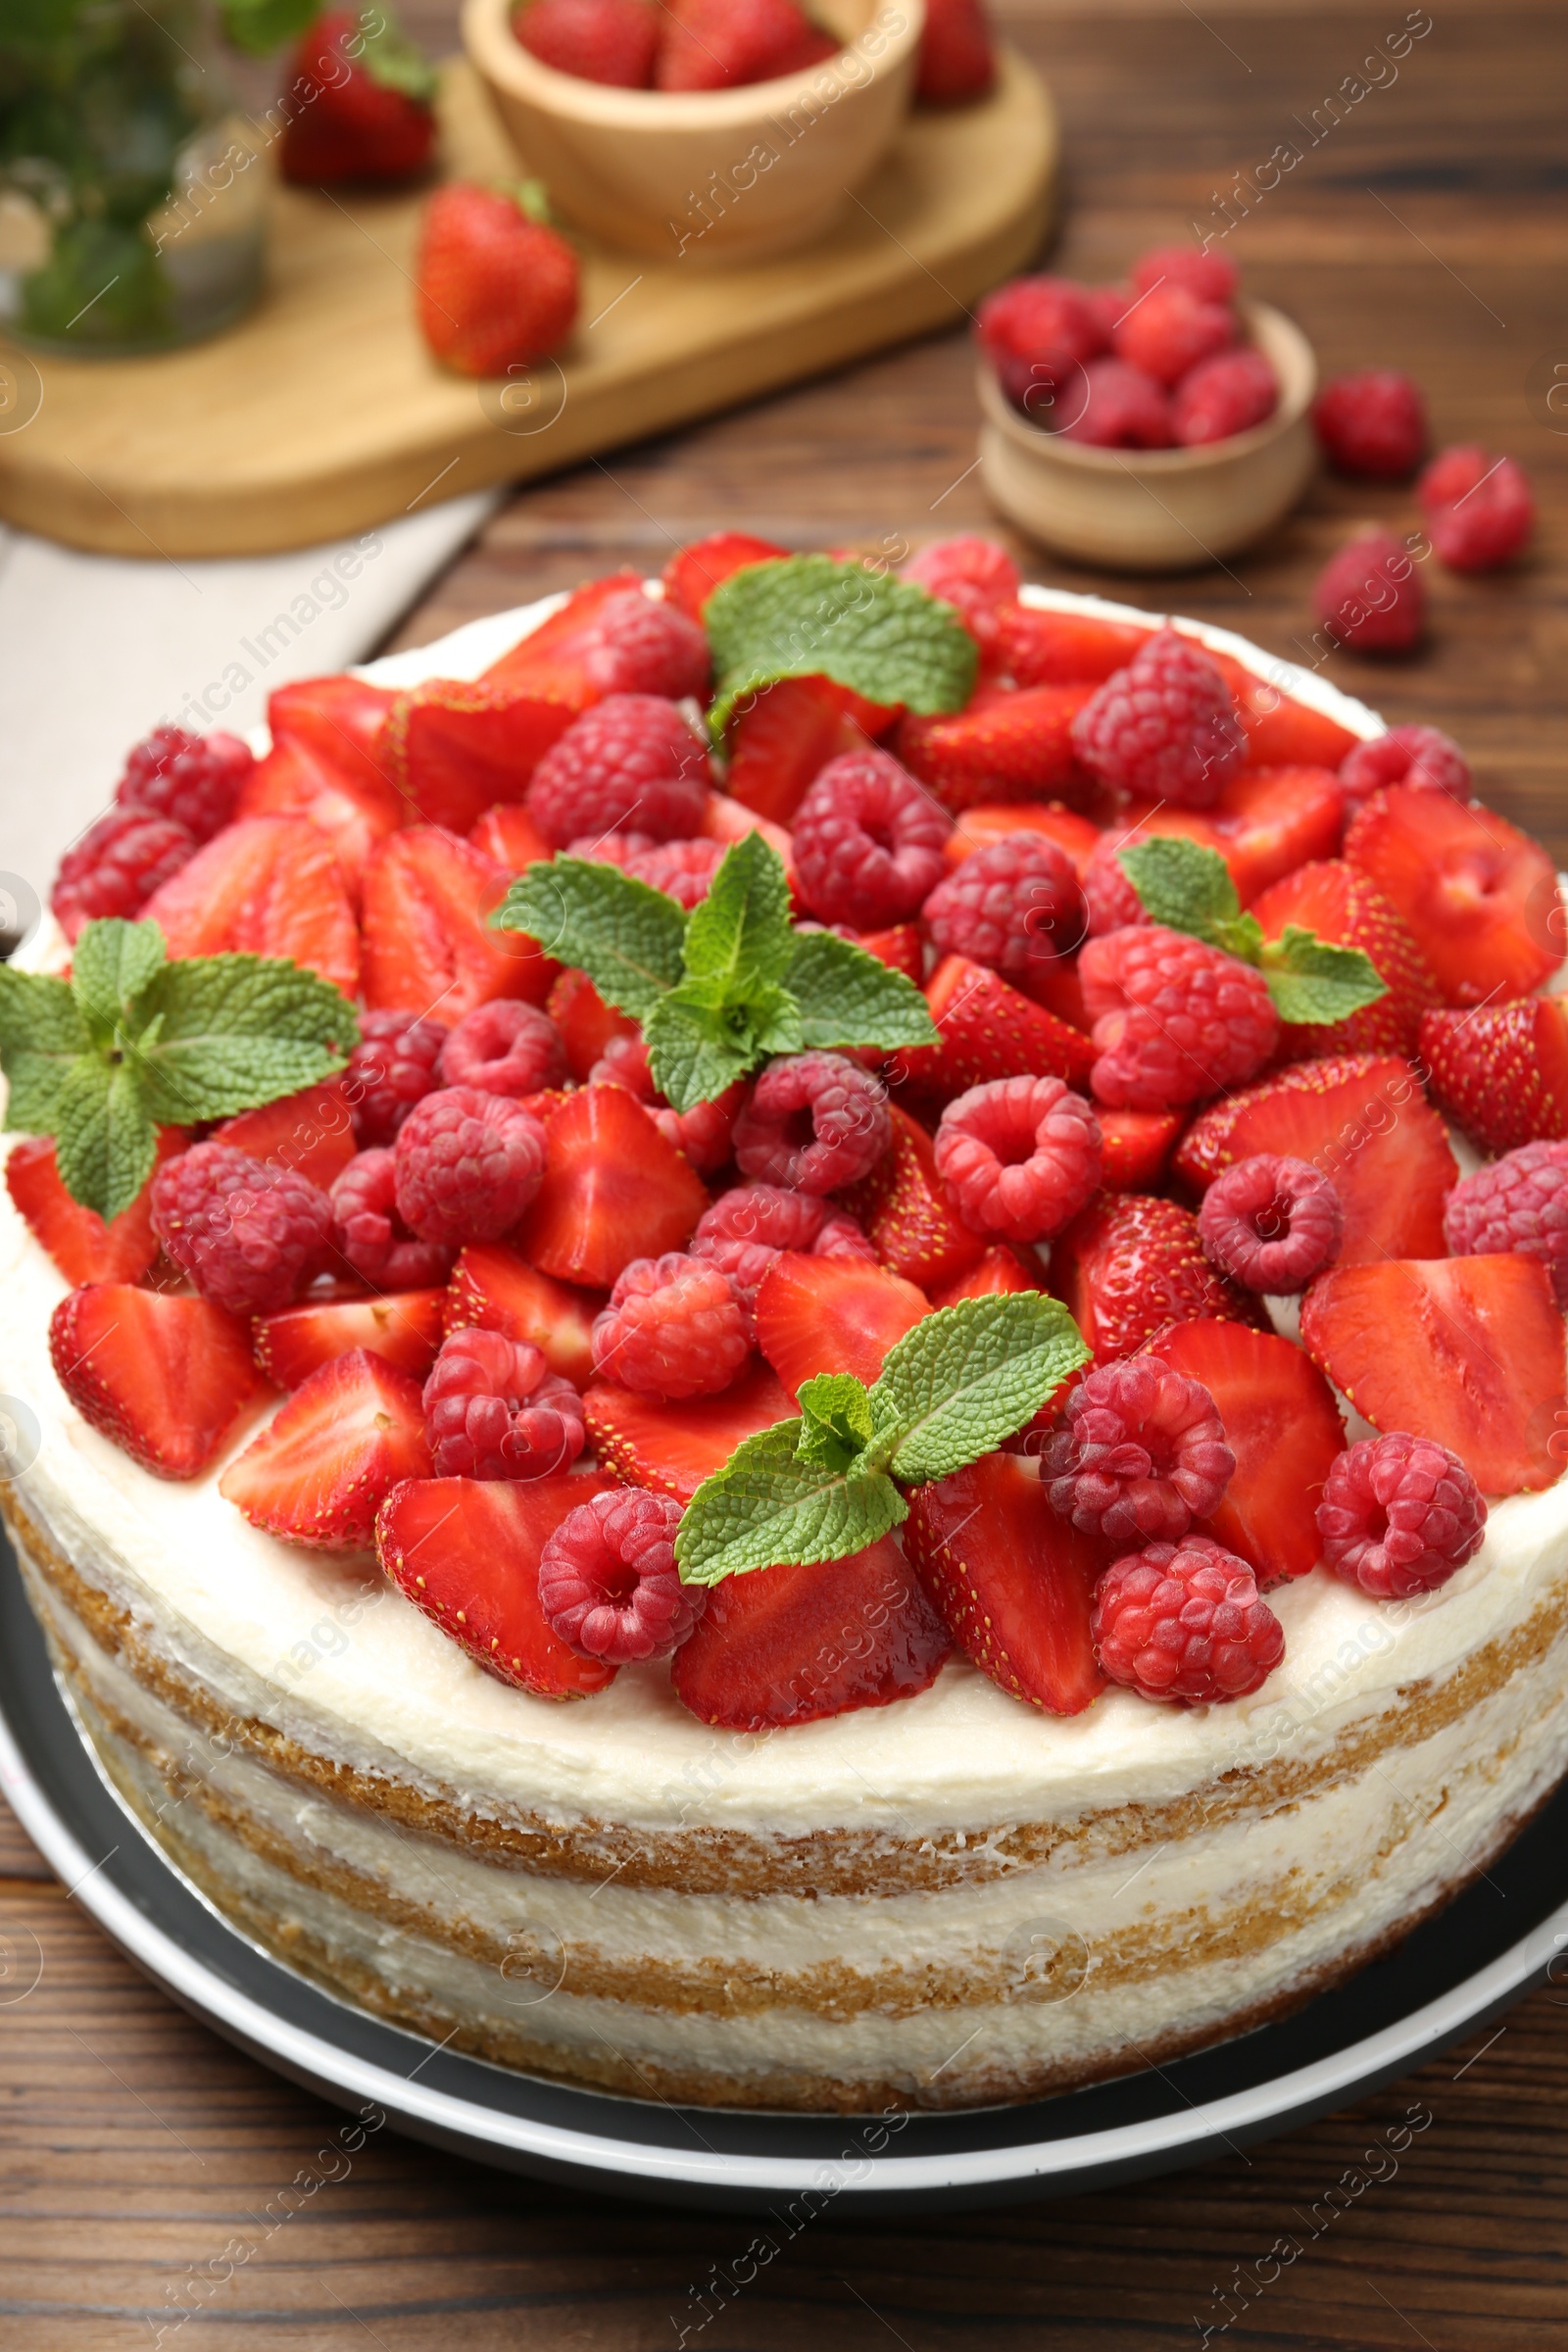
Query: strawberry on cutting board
xmin=514 ymin=1084 xmax=710 ymax=1288
xmin=1345 ymin=785 xmax=1561 ymax=1005
xmin=139 ymin=813 xmax=361 ymax=1000
xmin=253 ymin=1290 xmax=447 ymax=1390
xmin=584 ymin=1359 xmax=793 ymax=1502
xmin=1420 ymin=998 xmax=1568 ymax=1155
xmin=361 ymin=824 xmax=557 ymax=1019
xmin=753 ymin=1251 xmax=929 ymax=1396
xmin=220 ymin=1348 xmax=431 ymax=1547
xmin=8 ymin=1128 xmax=183 ymax=1287
xmin=416 ymin=182 xmax=580 ymax=378
xmin=279 ymin=9 xmax=436 ymax=185
xmin=445 ymin=1244 xmax=600 ymax=1388
xmin=49 ymin=1284 xmax=269 ymax=1480
xmin=1050 ymin=1192 xmax=1267 ymax=1362
xmin=837 ymin=1104 xmax=987 ymax=1292
xmin=1250 ymin=858 xmax=1443 ymax=1060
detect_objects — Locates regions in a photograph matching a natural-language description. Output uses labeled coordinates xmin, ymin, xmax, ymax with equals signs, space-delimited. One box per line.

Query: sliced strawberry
xmin=140 ymin=813 xmax=360 ymax=998
xmin=254 ymin=1290 xmax=446 ymax=1388
xmin=236 ymin=737 xmax=401 ymax=904
xmin=7 ymin=1128 xmax=183 ymax=1286
xmin=380 ymin=678 xmax=582 ymax=836
xmin=943 ymin=800 xmax=1102 ymax=876
xmin=672 ymin=1535 xmax=951 ymax=1730
xmin=1236 ymin=683 xmax=1359 ymax=773
xmin=1208 ymin=764 xmax=1345 ymax=903
xmin=376 ymin=1472 xmax=618 ymax=1696
xmin=929 ymin=1242 xmax=1040 ymax=1306
xmin=1098 ymin=1108 xmax=1185 ymax=1192
xmin=698 ymin=789 xmax=795 ymax=868
xmin=838 ymin=1104 xmax=986 ymax=1291
xmin=849 ymin=923 xmax=923 ymax=983
xmin=1299 ymin=1255 xmax=1565 ymax=1494
xmin=546 ymin=968 xmax=638 ymax=1079
xmin=220 ymin=1347 xmax=430 ymax=1547
xmin=1250 ymin=858 xmax=1443 ymax=1060
xmin=662 ymin=531 xmax=787 ymax=621
xmin=49 ymin=1283 xmax=268 ymax=1479
xmin=468 ymin=801 xmax=555 ymax=870
xmin=905 ymin=1451 xmax=1105 ymax=1714
xmin=1013 ymin=955 xmax=1091 ymax=1033
xmin=267 ymin=673 xmax=399 ymax=795
xmin=1051 ymin=1193 xmax=1267 ymax=1362
xmin=754 ymin=1251 xmax=929 ymax=1396
xmin=514 ymin=1084 xmax=710 ymax=1288
xmin=891 ymin=954 xmax=1097 ymax=1107
xmin=481 ymin=571 xmax=643 ymax=689
xmin=723 ymin=675 xmax=871 ymax=823
xmin=1345 ymin=786 xmax=1560 ymax=1005
xmin=583 ymin=1358 xmax=792 ymax=1500
xmin=1149 ymin=1320 xmax=1345 ymax=1587
xmin=1420 ymin=998 xmax=1568 ymax=1154
xmin=212 ymin=1077 xmax=358 ymax=1190
xmin=445 ymin=1244 xmax=600 ymax=1388
xmin=995 ymin=606 xmax=1150 ymax=687
xmin=896 ymin=683 xmax=1096 ymax=813
xmin=1174 ymin=1053 xmax=1457 ymax=1263
xmin=361 ymin=824 xmax=556 ymax=1020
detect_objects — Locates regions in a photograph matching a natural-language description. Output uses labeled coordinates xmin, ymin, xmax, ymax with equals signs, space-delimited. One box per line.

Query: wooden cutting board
xmin=0 ymin=52 xmax=1054 ymax=561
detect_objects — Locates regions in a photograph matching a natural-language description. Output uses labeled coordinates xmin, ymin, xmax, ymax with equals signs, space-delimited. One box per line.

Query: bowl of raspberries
xmin=975 ymin=243 xmax=1317 ymax=570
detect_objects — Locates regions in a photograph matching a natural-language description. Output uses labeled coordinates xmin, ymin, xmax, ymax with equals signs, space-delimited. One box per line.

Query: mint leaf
xmin=681 ymin=834 xmax=795 ymax=990
xmin=496 ymin=858 xmax=686 ymax=1024
xmin=642 ymin=987 xmax=760 ymax=1114
xmin=1118 ymin=837 xmax=1241 ymax=938
xmin=128 ymin=955 xmax=357 ymax=1125
xmin=0 ymin=965 xmax=90 ymax=1135
xmin=793 ymin=1373 xmax=908 ymax=1473
xmin=71 ymin=918 xmax=166 ymax=1043
xmin=876 ymin=1293 xmax=1089 ymax=1484
xmin=783 ymin=930 xmax=938 ymax=1052
xmin=360 ymin=13 xmax=438 ymax=99
xmin=706 ymin=555 xmax=978 ymax=738
xmin=53 ymin=1056 xmax=158 ymax=1224
xmin=1262 ymin=926 xmax=1389 ymax=1027
xmin=675 ymin=1420 xmax=906 ymax=1587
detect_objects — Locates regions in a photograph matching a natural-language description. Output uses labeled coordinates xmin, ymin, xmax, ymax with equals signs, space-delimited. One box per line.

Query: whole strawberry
xmin=280 ymin=10 xmax=437 ymax=186
xmin=416 ymin=182 xmax=579 ymax=378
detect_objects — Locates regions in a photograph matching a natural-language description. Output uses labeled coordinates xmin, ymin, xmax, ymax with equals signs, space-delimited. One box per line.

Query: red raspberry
xmin=921 ymin=833 xmax=1086 ymax=974
xmin=525 ymin=695 xmax=710 ymax=850
xmin=1070 ymin=629 xmax=1246 ymax=808
xmin=421 ymin=1325 xmax=585 ymax=1479
xmin=1113 ymin=283 xmax=1235 ymax=388
xmin=1060 ymin=357 xmax=1173 ymax=449
xmin=1082 ymin=284 xmax=1129 ymax=343
xmin=624 ymin=836 xmax=726 ymax=907
xmin=976 ymin=273 xmax=1108 ymax=411
xmin=1314 ymin=531 xmax=1425 ymax=654
xmin=901 ymin=538 xmax=1021 ymax=660
xmin=563 ymin=828 xmax=662 ymax=866
xmin=538 ymin=1488 xmax=703 ymax=1663
xmin=1418 ymin=445 xmax=1535 ymax=572
xmin=1312 ymin=368 xmax=1427 ymax=480
xmin=934 ymin=1075 xmax=1102 ymax=1243
xmin=1093 ymin=1534 xmax=1284 ymax=1705
xmin=1444 ymin=1139 xmax=1568 ymax=1306
xmin=575 ymin=586 xmax=710 ymax=700
xmin=150 ymin=1141 xmax=331 ymax=1315
xmin=791 ymin=749 xmax=952 ymax=927
xmin=590 ymin=1030 xmax=657 ymax=1098
xmin=392 ymin=1087 xmax=547 ymax=1247
xmin=330 ymin=1150 xmax=453 ymax=1289
xmin=1171 ymin=347 xmax=1277 ymax=446
xmin=691 ymin=1181 xmax=874 ymax=1330
xmin=652 ymin=1079 xmax=749 ymax=1173
xmin=345 ymin=1010 xmax=449 ymax=1148
xmin=1197 ymin=1152 xmax=1343 ymax=1292
xmin=1129 ymin=243 xmax=1240 ymax=305
xmin=1079 ymin=924 xmax=1278 ymax=1109
xmin=51 ymin=807 xmax=195 ymax=941
xmin=732 ymin=1051 xmax=891 ymax=1194
xmin=591 ymin=1251 xmax=750 ymax=1400
xmin=115 ymin=725 xmax=254 ymax=842
xmin=1083 ymin=835 xmax=1147 ymax=938
xmin=1339 ymin=723 xmax=1470 ymax=811
xmin=1317 ymin=1432 xmax=1486 ymax=1600
xmin=438 ymin=1001 xmax=566 ymax=1098
xmin=1044 ymin=1352 xmax=1235 ymax=1544
xmin=513 ymin=0 xmax=660 ymax=84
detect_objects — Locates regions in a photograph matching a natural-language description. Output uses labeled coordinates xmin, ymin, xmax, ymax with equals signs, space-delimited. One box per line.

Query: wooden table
xmin=5 ymin=2 xmax=1568 ymax=2341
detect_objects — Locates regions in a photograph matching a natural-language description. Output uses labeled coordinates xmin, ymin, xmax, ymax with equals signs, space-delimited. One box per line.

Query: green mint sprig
xmin=495 ymin=832 xmax=938 ymax=1113
xmin=703 ymin=555 xmax=978 ymax=738
xmin=675 ymin=1293 xmax=1090 ymax=1587
xmin=0 ymin=917 xmax=359 ymax=1221
xmin=1117 ymin=837 xmax=1389 ymax=1028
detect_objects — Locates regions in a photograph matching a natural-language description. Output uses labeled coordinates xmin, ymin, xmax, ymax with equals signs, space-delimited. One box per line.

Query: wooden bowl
xmin=977 ymin=301 xmax=1318 ymax=573
xmin=463 ymin=0 xmax=923 ymax=264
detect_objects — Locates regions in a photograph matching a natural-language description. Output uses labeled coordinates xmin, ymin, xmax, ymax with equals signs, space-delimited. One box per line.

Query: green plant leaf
xmin=0 ymin=965 xmax=90 ymax=1135
xmin=675 ymin=1420 xmax=907 ymax=1587
xmin=792 ymin=1372 xmax=906 ymax=1473
xmin=128 ymin=955 xmax=358 ymax=1125
xmin=495 ymin=858 xmax=687 ymax=1024
xmin=783 ymin=929 xmax=939 ymax=1052
xmin=51 ymin=1056 xmax=158 ymax=1224
xmin=70 ymin=918 xmax=166 ymax=1045
xmin=1117 ymin=837 xmax=1242 ymax=939
xmin=876 ymin=1292 xmax=1089 ymax=1486
xmin=1262 ymin=926 xmax=1389 ymax=1026
xmin=680 ymin=833 xmax=795 ymax=990
xmin=219 ymin=0 xmax=322 ymax=54
xmin=642 ymin=988 xmax=760 ymax=1115
xmin=705 ymin=555 xmax=978 ymax=738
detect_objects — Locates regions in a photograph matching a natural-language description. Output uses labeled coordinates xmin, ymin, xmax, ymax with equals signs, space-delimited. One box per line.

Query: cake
xmin=4 ymin=536 xmax=1567 ymax=2115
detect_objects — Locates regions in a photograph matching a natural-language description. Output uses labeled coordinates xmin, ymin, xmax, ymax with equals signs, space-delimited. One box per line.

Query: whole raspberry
xmin=921 ymin=834 xmax=1086 ymax=974
xmin=653 ymin=1079 xmax=750 ymax=1173
xmin=624 ymin=835 xmax=726 ymax=907
xmin=1082 ymin=284 xmax=1130 ymax=343
xmin=1171 ymin=347 xmax=1278 ymax=446
xmin=514 ymin=0 xmax=661 ymax=84
xmin=1060 ymin=357 xmax=1173 ymax=449
xmin=1070 ymin=629 xmax=1246 ymax=808
xmin=1079 ymin=924 xmax=1278 ymax=1109
xmin=901 ymin=538 xmax=1022 ymax=661
xmin=438 ymin=1001 xmax=566 ymax=1098
xmin=576 ymin=587 xmax=710 ymax=701
xmin=691 ymin=1181 xmax=874 ymax=1330
xmin=150 ymin=1141 xmax=331 ymax=1315
xmin=115 ymin=725 xmax=254 ymax=841
xmin=538 ymin=1488 xmax=703 ymax=1663
xmin=330 ymin=1150 xmax=454 ymax=1288
xmin=976 ymin=273 xmax=1108 ymax=412
xmin=1444 ymin=1139 xmax=1568 ymax=1305
xmin=51 ymin=807 xmax=195 ymax=940
xmin=525 ymin=695 xmax=710 ymax=850
xmin=1129 ymin=242 xmax=1240 ymax=305
xmin=421 ymin=1325 xmax=585 ymax=1479
xmin=1317 ymin=1432 xmax=1487 ymax=1599
xmin=392 ymin=1087 xmax=546 ymax=1247
xmin=1314 ymin=531 xmax=1425 ymax=655
xmin=791 ymin=749 xmax=952 ymax=927
xmin=1093 ymin=1534 xmax=1284 ymax=1705
xmin=1197 ymin=1153 xmax=1344 ymax=1293
xmin=345 ymin=1010 xmax=449 ymax=1147
xmin=1339 ymin=723 xmax=1470 ymax=811
xmin=1044 ymin=1352 xmax=1235 ymax=1544
xmin=1082 ymin=836 xmax=1147 ymax=938
xmin=589 ymin=1030 xmax=657 ymax=1098
xmin=591 ymin=1251 xmax=750 ymax=1400
xmin=1418 ymin=445 xmax=1535 ymax=572
xmin=1312 ymin=368 xmax=1427 ymax=480
xmin=1113 ymin=283 xmax=1235 ymax=388
xmin=935 ymin=1075 xmax=1102 ymax=1243
xmin=732 ymin=1052 xmax=891 ymax=1193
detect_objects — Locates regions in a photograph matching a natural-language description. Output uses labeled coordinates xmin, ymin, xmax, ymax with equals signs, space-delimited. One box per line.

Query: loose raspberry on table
xmin=1112 ymin=283 xmax=1235 ymax=388
xmin=422 ymin=1324 xmax=585 ymax=1479
xmin=1444 ymin=1139 xmax=1568 ymax=1305
xmin=1312 ymin=368 xmax=1427 ymax=480
xmin=345 ymin=1010 xmax=449 ymax=1148
xmin=525 ymin=694 xmax=710 ymax=849
xmin=591 ymin=1250 xmax=750 ymax=1400
xmin=115 ymin=724 xmax=254 ymax=842
xmin=575 ymin=586 xmax=711 ymax=700
xmin=51 ymin=807 xmax=195 ymax=939
xmin=150 ymin=1141 xmax=331 ymax=1315
xmin=392 ymin=1087 xmax=546 ymax=1247
xmin=1044 ymin=1352 xmax=1235 ymax=1545
xmin=1082 ymin=836 xmax=1147 ymax=938
xmin=1317 ymin=1432 xmax=1486 ymax=1599
xmin=538 ymin=1488 xmax=702 ymax=1663
xmin=1093 ymin=1533 xmax=1285 ymax=1705
xmin=1079 ymin=924 xmax=1278 ymax=1109
xmin=976 ymin=273 xmax=1108 ymax=411
xmin=732 ymin=1051 xmax=891 ymax=1193
xmin=1197 ymin=1153 xmax=1344 ymax=1293
xmin=935 ymin=1074 xmax=1102 ymax=1244
xmin=1070 ymin=628 xmax=1246 ymax=807
xmin=1171 ymin=347 xmax=1278 ymax=446
xmin=1059 ymin=357 xmax=1173 ymax=449
xmin=1129 ymin=243 xmax=1240 ymax=305
xmin=790 ymin=749 xmax=952 ymax=928
xmin=1418 ymin=445 xmax=1535 ymax=572
xmin=691 ymin=1181 xmax=873 ymax=1329
xmin=921 ymin=834 xmax=1087 ymax=973
xmin=1339 ymin=723 xmax=1470 ymax=810
xmin=1314 ymin=530 xmax=1425 ymax=654
xmin=439 ymin=1001 xmax=567 ymax=1098
xmin=330 ymin=1150 xmax=454 ymax=1289
xmin=901 ymin=538 xmax=1022 ymax=661
xmin=625 ymin=835 xmax=726 ymax=907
